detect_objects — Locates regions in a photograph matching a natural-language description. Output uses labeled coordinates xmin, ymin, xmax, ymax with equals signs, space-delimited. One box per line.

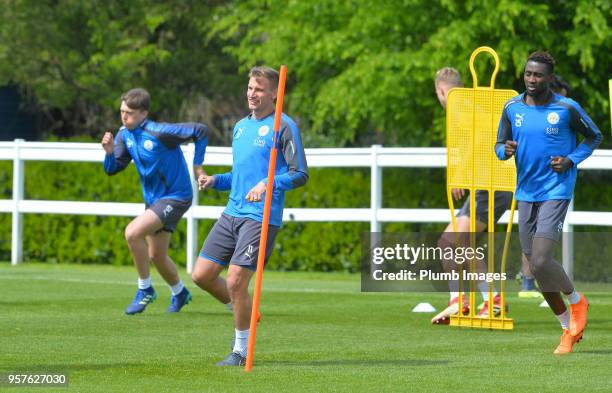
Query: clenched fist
xmin=101 ymin=132 xmax=114 ymax=155
xmin=550 ymin=156 xmax=573 ymax=173
xmin=504 ymin=140 xmax=517 ymax=158
xmin=246 ymin=181 xmax=266 ymax=202
xmin=198 ymin=174 xmax=215 ymax=190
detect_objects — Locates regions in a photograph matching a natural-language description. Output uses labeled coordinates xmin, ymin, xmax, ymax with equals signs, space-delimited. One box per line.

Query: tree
xmin=0 ymin=0 xmax=244 ymax=142
xmin=211 ymin=0 xmax=611 ymax=147
xmin=0 ymin=0 xmax=609 ymax=145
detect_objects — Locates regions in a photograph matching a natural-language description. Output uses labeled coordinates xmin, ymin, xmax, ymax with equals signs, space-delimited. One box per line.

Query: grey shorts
xmin=457 ymin=190 xmax=513 ymax=224
xmin=518 ymin=200 xmax=570 ymax=255
xmin=146 ymin=198 xmax=192 ymax=233
xmin=199 ymin=213 xmax=279 ymax=271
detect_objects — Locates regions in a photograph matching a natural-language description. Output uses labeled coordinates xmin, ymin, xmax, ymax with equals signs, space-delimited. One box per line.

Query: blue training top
xmin=104 ymin=119 xmax=208 ymax=205
xmin=495 ymin=93 xmax=602 ymax=202
xmin=213 ymin=112 xmax=309 ymax=226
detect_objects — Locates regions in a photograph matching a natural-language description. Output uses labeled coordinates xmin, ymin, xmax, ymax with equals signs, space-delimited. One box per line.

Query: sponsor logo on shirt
xmin=126 ymin=139 xmax=133 ymax=148
xmin=143 ymin=140 xmax=154 ymax=151
xmin=253 ymin=137 xmax=266 ymax=147
xmin=546 ymin=127 xmax=559 ymax=135
xmin=258 ymin=125 xmax=270 ymax=136
xmin=515 ymin=113 xmax=524 ymax=127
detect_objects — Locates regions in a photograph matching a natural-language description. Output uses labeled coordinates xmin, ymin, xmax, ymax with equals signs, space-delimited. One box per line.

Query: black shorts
xmin=199 ymin=213 xmax=279 ymax=271
xmin=146 ymin=198 xmax=192 ymax=233
xmin=518 ymin=200 xmax=570 ymax=255
xmin=457 ymin=190 xmax=513 ymax=224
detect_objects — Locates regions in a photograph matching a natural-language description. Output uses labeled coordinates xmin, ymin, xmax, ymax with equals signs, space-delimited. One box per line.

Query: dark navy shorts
xmin=518 ymin=200 xmax=570 ymax=255
xmin=199 ymin=213 xmax=279 ymax=271
xmin=457 ymin=190 xmax=513 ymax=224
xmin=146 ymin=198 xmax=192 ymax=233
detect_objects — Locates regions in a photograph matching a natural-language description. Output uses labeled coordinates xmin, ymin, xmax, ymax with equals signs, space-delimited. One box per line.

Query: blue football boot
xmin=167 ymin=287 xmax=192 ymax=313
xmin=125 ymin=287 xmax=157 ymax=315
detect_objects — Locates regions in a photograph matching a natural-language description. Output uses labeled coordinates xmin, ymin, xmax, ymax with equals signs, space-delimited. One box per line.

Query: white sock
xmin=138 ymin=276 xmax=152 ymax=290
xmin=566 ymin=290 xmax=581 ymax=305
xmin=170 ymin=281 xmax=184 ymax=296
xmin=477 ymin=281 xmax=497 ymax=301
xmin=225 ymin=302 xmax=233 ymax=312
xmin=233 ymin=329 xmax=249 ymax=357
xmin=556 ymin=310 xmax=570 ymax=330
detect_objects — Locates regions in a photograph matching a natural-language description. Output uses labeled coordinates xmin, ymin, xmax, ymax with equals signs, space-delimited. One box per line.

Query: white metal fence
xmin=2 ymin=140 xmax=612 ymax=276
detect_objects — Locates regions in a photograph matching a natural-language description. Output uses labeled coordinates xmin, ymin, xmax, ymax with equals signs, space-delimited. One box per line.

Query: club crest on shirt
xmin=258 ymin=125 xmax=270 ymax=136
xmin=143 ymin=140 xmax=154 ymax=151
xmin=547 ymin=112 xmax=559 ymax=125
xmin=515 ymin=113 xmax=524 ymax=127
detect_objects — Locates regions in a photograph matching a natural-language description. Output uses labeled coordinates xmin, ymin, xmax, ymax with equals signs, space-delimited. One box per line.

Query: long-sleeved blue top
xmin=104 ymin=119 xmax=208 ymax=205
xmin=495 ymin=93 xmax=602 ymax=202
xmin=213 ymin=112 xmax=308 ymax=226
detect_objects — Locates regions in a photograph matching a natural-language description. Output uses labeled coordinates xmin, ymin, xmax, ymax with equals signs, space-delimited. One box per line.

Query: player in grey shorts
xmin=496 ymin=51 xmax=601 ymax=353
xmin=102 ymin=87 xmax=208 ymax=315
xmin=190 ymin=66 xmax=309 ymax=366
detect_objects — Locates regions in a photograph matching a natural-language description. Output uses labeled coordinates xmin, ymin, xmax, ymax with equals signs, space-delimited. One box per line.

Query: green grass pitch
xmin=1 ymin=263 xmax=611 ymax=392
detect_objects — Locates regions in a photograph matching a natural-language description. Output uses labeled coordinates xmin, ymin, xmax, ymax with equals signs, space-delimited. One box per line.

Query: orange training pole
xmin=245 ymin=65 xmax=287 ymax=371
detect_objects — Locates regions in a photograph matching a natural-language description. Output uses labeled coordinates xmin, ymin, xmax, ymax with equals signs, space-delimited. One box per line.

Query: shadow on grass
xmin=0 ymin=362 xmax=144 ymax=372
xmin=260 ymin=359 xmax=449 ymax=367
xmin=518 ymin=318 xmax=612 ymax=328
xmin=579 ymin=349 xmax=612 ymax=355
xmin=175 ymin=311 xmax=294 ymax=319
xmin=0 ymin=297 xmax=119 ymax=307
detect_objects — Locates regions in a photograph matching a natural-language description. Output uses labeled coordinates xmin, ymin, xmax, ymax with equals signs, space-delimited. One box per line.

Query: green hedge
xmin=0 ymin=160 xmax=375 ymax=272
xmin=1 ymin=160 xmax=611 ymax=279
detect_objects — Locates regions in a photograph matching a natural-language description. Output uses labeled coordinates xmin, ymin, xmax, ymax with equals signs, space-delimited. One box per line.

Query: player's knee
xmin=124 ymin=224 xmax=142 ymax=244
xmin=191 ymin=269 xmax=207 ymax=287
xmin=193 ymin=268 xmax=219 ymax=289
xmin=149 ymin=250 xmax=166 ymax=265
xmin=226 ymin=273 xmax=248 ymax=295
xmin=528 ymin=253 xmax=548 ymax=276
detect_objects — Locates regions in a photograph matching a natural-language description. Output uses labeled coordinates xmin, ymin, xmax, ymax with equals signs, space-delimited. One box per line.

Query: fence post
xmin=186 ymin=147 xmax=198 ymax=274
xmin=562 ymin=199 xmax=574 ymax=280
xmin=370 ymin=145 xmax=382 ymax=233
xmin=11 ymin=139 xmax=24 ymax=266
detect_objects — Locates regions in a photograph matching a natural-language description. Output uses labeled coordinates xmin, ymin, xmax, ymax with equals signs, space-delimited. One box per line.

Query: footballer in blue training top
xmin=495 ymin=84 xmax=600 ymax=202
xmin=495 ymin=51 xmax=601 ymax=355
xmin=212 ymin=111 xmax=307 ymax=227
xmin=102 ymin=88 xmax=208 ymax=316
xmin=192 ymin=66 xmax=308 ymax=366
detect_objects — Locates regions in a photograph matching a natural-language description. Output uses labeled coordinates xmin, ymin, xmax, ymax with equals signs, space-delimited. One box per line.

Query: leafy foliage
xmin=1 ymin=1 xmax=609 ymax=145
xmin=0 ymin=0 xmax=244 ymax=142
xmin=212 ymin=0 xmax=611 ymax=146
